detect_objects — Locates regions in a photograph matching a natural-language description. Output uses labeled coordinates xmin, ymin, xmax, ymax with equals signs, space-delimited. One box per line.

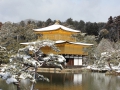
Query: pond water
xmin=0 ymin=72 xmax=120 ymax=90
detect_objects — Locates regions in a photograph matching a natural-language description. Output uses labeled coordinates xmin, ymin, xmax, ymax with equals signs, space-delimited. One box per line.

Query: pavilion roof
xmin=20 ymin=40 xmax=93 ymax=46
xmin=33 ymin=24 xmax=80 ymax=33
xmin=55 ymin=40 xmax=93 ymax=46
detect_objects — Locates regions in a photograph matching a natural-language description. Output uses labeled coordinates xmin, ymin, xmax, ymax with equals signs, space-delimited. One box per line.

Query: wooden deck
xmin=37 ymin=68 xmax=83 ymax=73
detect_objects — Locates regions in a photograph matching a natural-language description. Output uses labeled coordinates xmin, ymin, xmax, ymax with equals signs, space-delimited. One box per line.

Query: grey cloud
xmin=0 ymin=0 xmax=120 ymax=23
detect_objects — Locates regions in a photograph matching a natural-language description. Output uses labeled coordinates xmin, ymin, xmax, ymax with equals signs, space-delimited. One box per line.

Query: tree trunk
xmin=14 ymin=82 xmax=20 ymax=90
xmin=17 ymin=84 xmax=20 ymax=90
xmin=30 ymin=65 xmax=37 ymax=90
xmin=108 ymin=61 xmax=112 ymax=71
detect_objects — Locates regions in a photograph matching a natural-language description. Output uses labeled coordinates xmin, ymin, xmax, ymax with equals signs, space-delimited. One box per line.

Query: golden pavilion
xmin=32 ymin=21 xmax=93 ymax=67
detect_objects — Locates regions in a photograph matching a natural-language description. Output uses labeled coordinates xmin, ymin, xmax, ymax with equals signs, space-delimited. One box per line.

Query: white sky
xmin=0 ymin=0 xmax=120 ymax=23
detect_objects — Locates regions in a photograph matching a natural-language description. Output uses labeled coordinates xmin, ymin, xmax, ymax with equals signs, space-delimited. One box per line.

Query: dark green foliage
xmin=37 ymin=21 xmax=43 ymax=28
xmin=66 ymin=18 xmax=74 ymax=25
xmin=45 ymin=18 xmax=53 ymax=26
xmin=19 ymin=21 xmax=25 ymax=27
xmin=97 ymin=22 xmax=106 ymax=31
xmin=96 ymin=29 xmax=109 ymax=43
xmin=77 ymin=20 xmax=85 ymax=32
xmin=97 ymin=15 xmax=120 ymax=42
xmin=85 ymin=22 xmax=99 ymax=36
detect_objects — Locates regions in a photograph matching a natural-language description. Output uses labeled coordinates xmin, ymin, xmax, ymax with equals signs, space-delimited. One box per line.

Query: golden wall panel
xmin=40 ymin=43 xmax=88 ymax=55
xmin=35 ymin=29 xmax=78 ymax=42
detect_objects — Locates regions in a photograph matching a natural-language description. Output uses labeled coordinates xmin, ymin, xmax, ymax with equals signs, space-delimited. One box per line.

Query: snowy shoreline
xmin=85 ymin=65 xmax=120 ymax=75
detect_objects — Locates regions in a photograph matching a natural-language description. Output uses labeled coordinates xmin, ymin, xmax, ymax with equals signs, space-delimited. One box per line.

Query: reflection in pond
xmin=35 ymin=73 xmax=82 ymax=90
xmin=0 ymin=72 xmax=120 ymax=90
xmin=74 ymin=74 xmax=82 ymax=85
xmin=0 ymin=79 xmax=16 ymax=90
xmin=82 ymin=72 xmax=120 ymax=90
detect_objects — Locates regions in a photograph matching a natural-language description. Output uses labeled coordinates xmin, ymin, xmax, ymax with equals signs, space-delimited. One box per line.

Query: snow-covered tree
xmin=0 ymin=45 xmax=9 ymax=65
xmin=90 ymin=38 xmax=120 ymax=72
xmin=0 ymin=40 xmax=66 ymax=90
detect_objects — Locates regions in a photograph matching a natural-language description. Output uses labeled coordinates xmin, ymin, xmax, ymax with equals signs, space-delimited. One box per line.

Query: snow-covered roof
xmin=55 ymin=40 xmax=93 ymax=46
xmin=69 ymin=42 xmax=94 ymax=46
xmin=33 ymin=24 xmax=80 ymax=33
xmin=20 ymin=40 xmax=93 ymax=46
xmin=55 ymin=40 xmax=66 ymax=44
xmin=20 ymin=42 xmax=36 ymax=45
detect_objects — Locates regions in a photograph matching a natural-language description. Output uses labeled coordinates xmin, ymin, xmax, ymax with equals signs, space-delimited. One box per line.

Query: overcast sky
xmin=0 ymin=0 xmax=120 ymax=23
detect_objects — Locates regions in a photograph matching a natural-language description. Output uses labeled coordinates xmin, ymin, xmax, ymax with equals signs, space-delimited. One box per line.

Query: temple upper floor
xmin=33 ymin=21 xmax=80 ymax=42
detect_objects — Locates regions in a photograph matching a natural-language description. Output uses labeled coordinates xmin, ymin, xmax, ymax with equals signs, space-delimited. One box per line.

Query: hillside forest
xmin=0 ymin=15 xmax=120 ymax=65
